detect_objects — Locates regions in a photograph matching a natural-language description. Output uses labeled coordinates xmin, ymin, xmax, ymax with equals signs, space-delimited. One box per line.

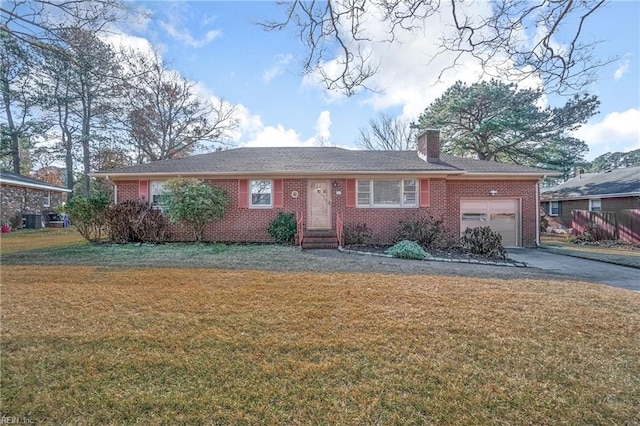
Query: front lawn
xmin=2 ymin=265 xmax=638 ymax=424
xmin=0 ymin=228 xmax=85 ymax=255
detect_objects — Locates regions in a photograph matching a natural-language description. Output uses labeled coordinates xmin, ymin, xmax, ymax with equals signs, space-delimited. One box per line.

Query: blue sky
xmin=117 ymin=0 xmax=640 ymax=161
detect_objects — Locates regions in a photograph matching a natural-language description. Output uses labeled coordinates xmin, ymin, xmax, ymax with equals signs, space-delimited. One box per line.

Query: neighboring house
xmin=92 ymin=130 xmax=555 ymax=248
xmin=0 ymin=169 xmax=72 ymax=228
xmin=540 ymin=166 xmax=640 ymax=228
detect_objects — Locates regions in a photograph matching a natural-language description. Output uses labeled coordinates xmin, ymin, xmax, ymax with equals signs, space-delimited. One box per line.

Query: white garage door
xmin=460 ymin=199 xmax=520 ymax=247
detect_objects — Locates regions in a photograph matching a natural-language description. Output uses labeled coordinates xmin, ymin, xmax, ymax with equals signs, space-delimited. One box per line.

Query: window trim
xmin=150 ymin=181 xmax=168 ymax=210
xmin=249 ymin=179 xmax=273 ymax=208
xmin=43 ymin=190 xmax=51 ymax=208
xmin=356 ymin=179 xmax=418 ymax=208
xmin=548 ymin=201 xmax=560 ymax=216
xmin=589 ymin=198 xmax=602 ymax=212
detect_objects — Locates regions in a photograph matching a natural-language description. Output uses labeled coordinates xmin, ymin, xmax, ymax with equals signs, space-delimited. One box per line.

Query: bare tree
xmin=262 ymin=0 xmax=612 ymax=96
xmin=0 ymin=27 xmax=49 ymax=174
xmin=357 ymin=113 xmax=416 ymax=150
xmin=1 ymin=0 xmax=126 ymax=52
xmin=36 ymin=28 xmax=122 ymax=195
xmin=119 ymin=52 xmax=239 ymax=163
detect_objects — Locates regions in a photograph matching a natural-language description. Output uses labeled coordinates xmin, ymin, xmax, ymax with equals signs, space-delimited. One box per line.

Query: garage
xmin=460 ymin=199 xmax=520 ymax=247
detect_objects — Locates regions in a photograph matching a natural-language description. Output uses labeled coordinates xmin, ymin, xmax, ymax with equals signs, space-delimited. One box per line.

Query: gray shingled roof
xmin=93 ymin=147 xmax=553 ymax=176
xmin=0 ymin=169 xmax=71 ymax=191
xmin=541 ymin=166 xmax=640 ymax=200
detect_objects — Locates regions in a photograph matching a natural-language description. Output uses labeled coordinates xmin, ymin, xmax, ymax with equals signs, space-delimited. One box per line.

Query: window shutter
xmin=138 ymin=180 xmax=149 ymax=202
xmin=345 ymin=179 xmax=356 ymax=208
xmin=238 ymin=179 xmax=249 ymax=208
xmin=274 ymin=179 xmax=284 ymax=208
xmin=558 ymin=201 xmax=562 ymax=216
xmin=419 ymin=179 xmax=430 ymax=207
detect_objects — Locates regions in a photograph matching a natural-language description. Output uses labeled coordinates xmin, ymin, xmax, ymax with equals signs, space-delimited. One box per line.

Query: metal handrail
xmin=296 ymin=211 xmax=304 ymax=247
xmin=336 ymin=212 xmax=344 ymax=248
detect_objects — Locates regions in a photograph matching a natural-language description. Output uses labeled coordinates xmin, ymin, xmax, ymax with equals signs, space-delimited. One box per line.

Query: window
xmin=548 ymin=201 xmax=560 ymax=216
xmin=43 ymin=191 xmax=51 ymax=208
xmin=462 ymin=212 xmax=487 ymax=221
xmin=589 ymin=199 xmax=601 ymax=212
xmin=150 ymin=181 xmax=168 ymax=209
xmin=250 ymin=180 xmax=272 ymax=207
xmin=356 ymin=179 xmax=417 ymax=207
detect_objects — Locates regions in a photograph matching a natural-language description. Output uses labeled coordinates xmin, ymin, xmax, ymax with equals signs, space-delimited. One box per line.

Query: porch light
xmin=489 ymin=190 xmax=498 ymax=196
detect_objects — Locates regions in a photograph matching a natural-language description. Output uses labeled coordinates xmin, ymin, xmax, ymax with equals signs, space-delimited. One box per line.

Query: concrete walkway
xmin=507 ymin=248 xmax=640 ymax=292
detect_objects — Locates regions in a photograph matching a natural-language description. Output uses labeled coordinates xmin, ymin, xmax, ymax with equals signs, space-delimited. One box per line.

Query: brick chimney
xmin=417 ymin=129 xmax=440 ymax=163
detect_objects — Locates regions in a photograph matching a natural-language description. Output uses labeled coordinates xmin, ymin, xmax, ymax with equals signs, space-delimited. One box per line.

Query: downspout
xmin=110 ymin=178 xmax=117 ymax=204
xmin=535 ymin=177 xmax=543 ymax=247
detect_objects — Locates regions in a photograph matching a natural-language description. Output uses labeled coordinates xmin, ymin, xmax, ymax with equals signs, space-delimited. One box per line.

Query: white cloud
xmin=242 ymin=125 xmax=317 ymax=147
xmin=572 ymin=109 xmax=640 ymax=159
xmin=237 ymin=110 xmax=334 ymax=148
xmin=263 ymin=54 xmax=293 ymax=83
xmin=103 ymin=33 xmax=155 ymax=55
xmin=158 ymin=20 xmax=221 ymax=48
xmin=128 ymin=5 xmax=153 ymax=33
xmin=300 ymin=1 xmax=545 ymax=121
xmin=315 ymin=111 xmax=332 ymax=141
xmin=614 ymin=57 xmax=630 ymax=80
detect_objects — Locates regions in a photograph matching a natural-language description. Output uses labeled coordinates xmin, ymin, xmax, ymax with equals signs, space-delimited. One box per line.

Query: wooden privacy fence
xmin=572 ymin=209 xmax=640 ymax=243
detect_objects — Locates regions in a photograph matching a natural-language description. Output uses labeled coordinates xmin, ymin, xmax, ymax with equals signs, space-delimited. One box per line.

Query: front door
xmin=308 ymin=180 xmax=331 ymax=229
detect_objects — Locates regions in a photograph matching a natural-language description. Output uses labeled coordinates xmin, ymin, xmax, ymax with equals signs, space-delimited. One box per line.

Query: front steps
xmin=300 ymin=229 xmax=339 ymax=249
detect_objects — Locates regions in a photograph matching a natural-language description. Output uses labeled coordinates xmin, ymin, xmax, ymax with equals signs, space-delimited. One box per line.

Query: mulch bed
xmin=344 ymin=244 xmax=513 ymax=263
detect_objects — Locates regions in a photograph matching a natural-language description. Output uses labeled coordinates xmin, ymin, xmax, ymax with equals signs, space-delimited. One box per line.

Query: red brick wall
xmin=446 ymin=179 xmax=539 ymax=247
xmin=114 ymin=177 xmax=541 ymax=246
xmin=339 ymin=178 xmax=449 ymax=243
xmin=116 ymin=178 xmax=307 ymax=242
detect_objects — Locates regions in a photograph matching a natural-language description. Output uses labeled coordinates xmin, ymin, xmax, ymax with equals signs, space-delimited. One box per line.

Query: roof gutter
xmin=540 ymin=191 xmax=640 ymax=201
xmin=90 ymin=170 xmax=468 ymax=179
xmin=0 ymin=178 xmax=72 ymax=192
xmin=536 ymin=178 xmax=542 ymax=247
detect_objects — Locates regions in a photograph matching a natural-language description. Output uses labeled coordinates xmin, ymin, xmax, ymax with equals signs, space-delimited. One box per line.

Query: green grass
xmin=0 ymin=228 xmax=288 ymax=268
xmin=0 ymin=228 xmax=85 ymax=255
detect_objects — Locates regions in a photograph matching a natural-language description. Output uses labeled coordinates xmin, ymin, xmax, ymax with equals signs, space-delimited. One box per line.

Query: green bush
xmin=65 ymin=192 xmax=111 ymax=242
xmin=268 ymin=212 xmax=297 ymax=245
xmin=460 ymin=226 xmax=507 ymax=260
xmin=105 ymin=200 xmax=170 ymax=244
xmin=385 ymin=240 xmax=429 ymax=260
xmin=343 ymin=222 xmax=373 ymax=246
xmin=163 ymin=178 xmax=229 ymax=242
xmin=395 ymin=213 xmax=449 ymax=250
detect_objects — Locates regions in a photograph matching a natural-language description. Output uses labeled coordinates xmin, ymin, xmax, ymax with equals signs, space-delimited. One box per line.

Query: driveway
xmin=308 ymin=248 xmax=640 ymax=292
xmin=507 ymin=248 xmax=640 ymax=292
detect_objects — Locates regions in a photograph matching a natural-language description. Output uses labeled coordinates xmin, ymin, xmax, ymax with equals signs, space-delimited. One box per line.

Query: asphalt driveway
xmin=507 ymin=249 xmax=640 ymax=292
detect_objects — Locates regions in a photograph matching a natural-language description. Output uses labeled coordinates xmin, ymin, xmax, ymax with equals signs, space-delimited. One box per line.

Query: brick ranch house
xmin=1 ymin=169 xmax=71 ymax=229
xmin=540 ymin=166 xmax=640 ymax=229
xmin=92 ymin=130 xmax=556 ymax=248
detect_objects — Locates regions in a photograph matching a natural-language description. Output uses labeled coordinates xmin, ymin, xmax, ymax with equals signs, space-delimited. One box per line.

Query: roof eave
xmin=91 ymin=170 xmax=467 ymax=179
xmin=0 ymin=178 xmax=72 ymax=192
xmin=540 ymin=191 xmax=640 ymax=201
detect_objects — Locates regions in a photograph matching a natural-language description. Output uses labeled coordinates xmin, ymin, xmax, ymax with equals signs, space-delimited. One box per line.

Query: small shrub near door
xmin=268 ymin=212 xmax=297 ymax=245
xmin=460 ymin=226 xmax=507 ymax=260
